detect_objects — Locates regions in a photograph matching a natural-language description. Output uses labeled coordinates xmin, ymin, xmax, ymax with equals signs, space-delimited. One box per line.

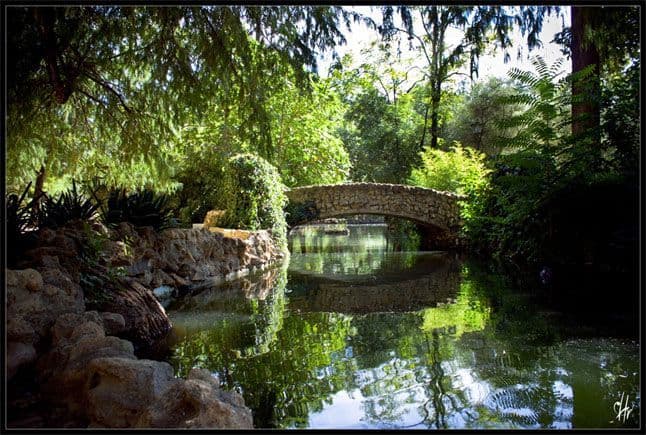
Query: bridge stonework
xmin=286 ymin=183 xmax=464 ymax=247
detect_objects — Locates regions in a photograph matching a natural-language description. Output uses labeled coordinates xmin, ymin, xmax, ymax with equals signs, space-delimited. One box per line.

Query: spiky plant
xmin=100 ymin=188 xmax=175 ymax=231
xmin=38 ymin=180 xmax=101 ymax=229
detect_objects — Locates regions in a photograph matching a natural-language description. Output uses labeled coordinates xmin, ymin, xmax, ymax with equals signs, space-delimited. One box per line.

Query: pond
xmin=165 ymin=224 xmax=640 ymax=429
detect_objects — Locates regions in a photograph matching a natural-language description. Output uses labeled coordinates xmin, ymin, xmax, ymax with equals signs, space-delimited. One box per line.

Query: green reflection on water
xmin=167 ymin=225 xmax=640 ymax=429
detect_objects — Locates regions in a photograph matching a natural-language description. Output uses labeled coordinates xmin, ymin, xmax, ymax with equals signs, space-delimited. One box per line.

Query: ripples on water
xmin=166 ymin=224 xmax=640 ymax=429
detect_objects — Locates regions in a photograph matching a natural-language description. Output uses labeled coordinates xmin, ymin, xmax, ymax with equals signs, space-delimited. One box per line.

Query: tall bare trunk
xmin=571 ymin=6 xmax=601 ymax=139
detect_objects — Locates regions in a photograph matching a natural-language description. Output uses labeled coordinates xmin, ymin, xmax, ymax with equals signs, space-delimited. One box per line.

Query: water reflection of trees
xmin=168 ymin=255 xmax=639 ymax=429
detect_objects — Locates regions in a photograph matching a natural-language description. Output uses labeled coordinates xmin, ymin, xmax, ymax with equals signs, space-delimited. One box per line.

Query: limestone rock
xmin=134 ymin=368 xmax=253 ymax=429
xmin=95 ymin=278 xmax=172 ymax=351
xmin=7 ymin=341 xmax=37 ymax=379
xmin=101 ymin=312 xmax=127 ymax=336
xmin=203 ymin=210 xmax=225 ymax=228
xmin=87 ymin=357 xmax=176 ymax=428
xmin=7 ymin=268 xmax=84 ymax=340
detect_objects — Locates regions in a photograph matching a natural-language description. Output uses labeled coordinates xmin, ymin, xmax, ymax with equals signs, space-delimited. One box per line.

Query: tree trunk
xmin=419 ymin=104 xmax=430 ymax=151
xmin=571 ymin=6 xmax=601 ymax=139
xmin=430 ymin=88 xmax=441 ymax=149
xmin=32 ymin=165 xmax=47 ymax=217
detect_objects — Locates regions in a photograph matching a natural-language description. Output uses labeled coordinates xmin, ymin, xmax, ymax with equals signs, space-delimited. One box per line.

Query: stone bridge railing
xmin=286 ymin=183 xmax=463 ymax=232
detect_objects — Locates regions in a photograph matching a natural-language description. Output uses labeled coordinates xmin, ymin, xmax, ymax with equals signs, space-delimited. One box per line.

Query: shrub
xmin=464 ymin=149 xmax=557 ymax=264
xmin=99 ymin=188 xmax=176 ymax=231
xmin=38 ymin=180 xmax=101 ymax=229
xmin=171 ymin=150 xmax=228 ymax=224
xmin=219 ymin=153 xmax=288 ymax=249
xmin=409 ymin=141 xmax=490 ymax=196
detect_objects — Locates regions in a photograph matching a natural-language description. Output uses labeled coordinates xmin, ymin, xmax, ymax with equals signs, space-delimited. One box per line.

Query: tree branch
xmin=81 ymin=70 xmax=133 ymax=113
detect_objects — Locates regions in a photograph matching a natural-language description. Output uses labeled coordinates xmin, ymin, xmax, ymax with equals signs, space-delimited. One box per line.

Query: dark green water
xmin=166 ymin=224 xmax=640 ymax=429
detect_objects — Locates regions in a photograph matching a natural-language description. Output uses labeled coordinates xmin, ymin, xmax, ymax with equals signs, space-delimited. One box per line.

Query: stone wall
xmin=286 ymin=183 xmax=463 ymax=232
xmin=108 ymin=223 xmax=287 ymax=301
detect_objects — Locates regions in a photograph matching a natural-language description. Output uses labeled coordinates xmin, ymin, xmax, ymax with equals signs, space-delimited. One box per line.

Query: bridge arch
xmin=286 ymin=183 xmax=464 ymax=248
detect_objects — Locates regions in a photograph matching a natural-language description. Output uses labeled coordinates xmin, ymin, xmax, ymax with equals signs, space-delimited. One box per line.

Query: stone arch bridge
xmin=286 ymin=183 xmax=464 ymax=249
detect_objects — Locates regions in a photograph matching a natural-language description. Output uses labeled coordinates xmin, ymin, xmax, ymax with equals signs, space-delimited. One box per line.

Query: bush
xmin=408 ymin=141 xmax=490 ymax=196
xmin=38 ymin=180 xmax=101 ymax=229
xmin=170 ymin=150 xmax=228 ymax=224
xmin=219 ymin=153 xmax=288 ymax=249
xmin=99 ymin=188 xmax=176 ymax=231
xmin=464 ymin=149 xmax=558 ymax=264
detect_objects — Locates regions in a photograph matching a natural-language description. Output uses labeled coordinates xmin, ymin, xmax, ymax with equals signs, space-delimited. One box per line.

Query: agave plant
xmin=38 ymin=180 xmax=101 ymax=229
xmin=100 ymin=188 xmax=175 ymax=231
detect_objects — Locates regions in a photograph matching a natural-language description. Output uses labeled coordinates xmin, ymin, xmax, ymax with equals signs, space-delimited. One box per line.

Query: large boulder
xmin=35 ymin=312 xmax=252 ymax=429
xmin=6 ymin=268 xmax=85 ymax=380
xmin=135 ymin=368 xmax=253 ymax=429
xmin=90 ymin=278 xmax=172 ymax=352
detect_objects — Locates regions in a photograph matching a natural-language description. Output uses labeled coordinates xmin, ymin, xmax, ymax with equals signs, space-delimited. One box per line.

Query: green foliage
xmin=169 ymin=108 xmax=238 ymax=223
xmin=601 ymin=60 xmax=640 ymax=176
xmin=464 ymin=150 xmax=557 ymax=264
xmin=465 ymin=53 xmax=638 ymax=271
xmin=383 ymin=218 xmax=421 ymax=252
xmin=409 ymin=141 xmax=490 ymax=196
xmin=421 ymin=265 xmax=490 ymax=337
xmin=339 ymin=86 xmax=422 ymax=183
xmin=220 ymin=154 xmax=288 ymax=248
xmin=38 ymin=180 xmax=101 ymax=229
xmin=444 ymin=77 xmax=520 ymax=155
xmin=7 ymin=6 xmax=360 ymax=192
xmin=284 ymin=201 xmax=320 ymax=228
xmin=269 ymin=78 xmax=351 ymax=187
xmin=496 ymin=56 xmax=570 ymax=151
xmin=99 ymin=188 xmax=176 ymax=231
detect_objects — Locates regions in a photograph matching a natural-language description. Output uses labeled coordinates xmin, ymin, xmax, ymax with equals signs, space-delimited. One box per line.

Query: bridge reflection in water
xmin=166 ymin=224 xmax=640 ymax=429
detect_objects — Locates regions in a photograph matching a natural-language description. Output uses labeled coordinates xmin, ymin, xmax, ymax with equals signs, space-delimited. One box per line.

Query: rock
xmin=203 ymin=210 xmax=225 ymax=228
xmin=38 ymin=315 xmax=138 ymax=421
xmin=7 ymin=221 xmax=277 ymax=430
xmin=169 ymin=272 xmax=190 ymax=288
xmin=134 ymin=368 xmax=253 ymax=429
xmin=126 ymin=259 xmax=151 ymax=276
xmin=7 ymin=341 xmax=37 ymax=380
xmin=84 ymin=358 xmax=253 ymax=429
xmin=87 ymin=357 xmax=177 ymax=428
xmin=40 ymin=268 xmax=82 ymax=299
xmin=7 ymin=268 xmax=84 ymax=340
xmin=95 ymin=279 xmax=172 ymax=351
xmin=153 ymin=285 xmax=174 ymax=300
xmin=150 ymin=269 xmax=174 ymax=288
xmin=22 ymin=269 xmax=44 ymax=292
xmin=7 ymin=316 xmax=37 ymax=343
xmin=101 ymin=312 xmax=126 ymax=336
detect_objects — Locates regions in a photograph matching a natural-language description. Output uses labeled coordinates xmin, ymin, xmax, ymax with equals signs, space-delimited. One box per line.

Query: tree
xmin=444 ymin=77 xmax=519 ymax=155
xmin=554 ymin=6 xmax=640 ymax=139
xmin=377 ymin=5 xmax=560 ymax=150
xmin=6 ymin=5 xmax=361 ymax=192
xmin=268 ymin=77 xmax=351 ymax=187
xmin=330 ymin=49 xmax=424 ymax=183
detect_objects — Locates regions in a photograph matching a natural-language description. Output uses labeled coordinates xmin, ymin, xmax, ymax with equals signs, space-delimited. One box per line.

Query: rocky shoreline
xmin=7 ymin=221 xmax=286 ymax=428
